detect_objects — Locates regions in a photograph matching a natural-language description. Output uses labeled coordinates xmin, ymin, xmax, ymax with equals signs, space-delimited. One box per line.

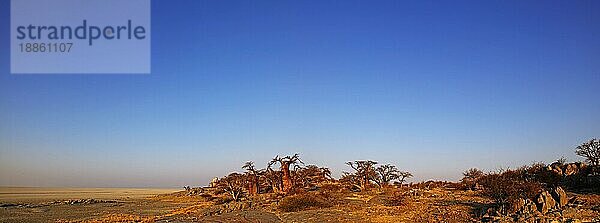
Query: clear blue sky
xmin=1 ymin=0 xmax=599 ymax=187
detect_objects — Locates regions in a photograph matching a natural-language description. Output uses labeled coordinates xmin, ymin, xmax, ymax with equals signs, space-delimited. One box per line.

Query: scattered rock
xmin=567 ymin=196 xmax=585 ymax=207
xmin=48 ymin=199 xmax=118 ymax=205
xmin=0 ymin=203 xmax=18 ymax=208
xmin=551 ymin=187 xmax=567 ymax=208
xmin=535 ymin=191 xmax=556 ymax=214
xmin=548 ymin=162 xmax=586 ymax=177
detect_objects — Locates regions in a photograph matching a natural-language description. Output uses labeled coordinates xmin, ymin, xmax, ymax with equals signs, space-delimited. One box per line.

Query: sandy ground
xmin=0 ymin=187 xmax=179 ymax=203
xmin=1 ymin=187 xmax=598 ymax=222
xmin=0 ymin=187 xmax=187 ymax=223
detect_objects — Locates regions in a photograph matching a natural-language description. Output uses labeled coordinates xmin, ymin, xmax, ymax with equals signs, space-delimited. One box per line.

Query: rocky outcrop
xmin=551 ymin=187 xmax=568 ymax=208
xmin=548 ymin=162 xmax=586 ymax=177
xmin=209 ymin=177 xmax=219 ymax=187
xmin=487 ymin=187 xmax=571 ymax=222
xmin=532 ymin=186 xmax=568 ymax=214
xmin=511 ymin=197 xmax=542 ymax=222
xmin=536 ymin=191 xmax=556 ymax=214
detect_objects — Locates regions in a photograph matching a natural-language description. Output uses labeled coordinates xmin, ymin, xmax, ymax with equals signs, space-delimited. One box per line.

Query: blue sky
xmin=1 ymin=0 xmax=599 ymax=187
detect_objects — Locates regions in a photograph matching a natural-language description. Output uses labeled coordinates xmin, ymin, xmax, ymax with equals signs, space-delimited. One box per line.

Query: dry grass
xmin=278 ymin=193 xmax=331 ymax=212
xmin=3 ymin=186 xmax=599 ymax=222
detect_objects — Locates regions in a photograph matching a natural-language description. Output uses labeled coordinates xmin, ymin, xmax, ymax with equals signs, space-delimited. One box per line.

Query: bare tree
xmin=216 ymin=173 xmax=245 ymax=201
xmin=269 ymin=154 xmax=303 ymax=193
xmin=340 ymin=172 xmax=362 ymax=191
xmin=345 ymin=160 xmax=378 ymax=190
xmin=462 ymin=168 xmax=484 ymax=182
xmin=460 ymin=168 xmax=483 ymax=190
xmin=263 ymin=167 xmax=283 ymax=193
xmin=374 ymin=164 xmax=400 ymax=188
xmin=293 ymin=165 xmax=332 ymax=188
xmin=242 ymin=161 xmax=260 ymax=195
xmin=575 ymin=138 xmax=600 ymax=167
xmin=397 ymin=171 xmax=413 ymax=185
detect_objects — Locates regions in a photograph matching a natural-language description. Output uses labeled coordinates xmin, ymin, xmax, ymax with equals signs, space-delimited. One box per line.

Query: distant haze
xmin=1 ymin=0 xmax=599 ymax=187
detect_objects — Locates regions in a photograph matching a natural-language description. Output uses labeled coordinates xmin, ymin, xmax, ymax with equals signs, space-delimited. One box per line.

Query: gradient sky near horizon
xmin=1 ymin=0 xmax=599 ymax=187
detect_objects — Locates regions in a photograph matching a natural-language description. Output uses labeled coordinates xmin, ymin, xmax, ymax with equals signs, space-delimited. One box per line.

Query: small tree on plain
xmin=397 ymin=171 xmax=413 ymax=185
xmin=462 ymin=168 xmax=484 ymax=182
xmin=216 ymin=173 xmax=246 ymax=201
xmin=575 ymin=138 xmax=600 ymax=167
xmin=345 ymin=160 xmax=378 ymax=190
xmin=374 ymin=164 xmax=400 ymax=188
xmin=461 ymin=168 xmax=484 ymax=190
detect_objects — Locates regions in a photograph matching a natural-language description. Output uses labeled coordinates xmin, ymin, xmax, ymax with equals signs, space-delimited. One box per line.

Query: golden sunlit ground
xmin=1 ymin=186 xmax=598 ymax=222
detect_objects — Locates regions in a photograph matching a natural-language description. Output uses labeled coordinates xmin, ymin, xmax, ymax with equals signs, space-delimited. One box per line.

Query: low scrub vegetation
xmin=380 ymin=190 xmax=407 ymax=207
xmin=457 ymin=138 xmax=600 ymax=216
xmin=278 ymin=193 xmax=331 ymax=212
xmin=477 ymin=168 xmax=544 ymax=214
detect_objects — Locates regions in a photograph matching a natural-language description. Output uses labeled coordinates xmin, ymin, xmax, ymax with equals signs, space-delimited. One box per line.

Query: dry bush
xmin=213 ymin=196 xmax=234 ymax=205
xmin=199 ymin=193 xmax=215 ymax=201
xmin=524 ymin=163 xmax=561 ymax=187
xmin=320 ymin=183 xmax=344 ymax=193
xmin=478 ymin=169 xmax=543 ymax=214
xmin=477 ymin=161 xmax=597 ymax=194
xmin=410 ymin=180 xmax=453 ymax=190
xmin=460 ymin=168 xmax=484 ymax=190
xmin=367 ymin=188 xmax=408 ymax=207
xmin=316 ymin=185 xmax=348 ymax=205
xmin=564 ymin=172 xmax=600 ymax=193
xmin=380 ymin=190 xmax=407 ymax=207
xmin=278 ymin=193 xmax=331 ymax=212
xmin=314 ymin=190 xmax=343 ymax=205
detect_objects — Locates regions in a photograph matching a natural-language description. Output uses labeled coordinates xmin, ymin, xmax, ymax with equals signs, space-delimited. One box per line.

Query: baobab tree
xmin=374 ymin=164 xmax=400 ymax=188
xmin=216 ymin=173 xmax=245 ymax=201
xmin=345 ymin=160 xmax=378 ymax=190
xmin=293 ymin=165 xmax=332 ymax=188
xmin=263 ymin=167 xmax=283 ymax=193
xmin=269 ymin=154 xmax=304 ymax=193
xmin=242 ymin=161 xmax=260 ymax=195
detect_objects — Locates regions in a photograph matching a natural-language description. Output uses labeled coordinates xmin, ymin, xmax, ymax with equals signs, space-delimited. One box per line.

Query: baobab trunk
xmin=248 ymin=176 xmax=259 ymax=195
xmin=281 ymin=162 xmax=293 ymax=193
